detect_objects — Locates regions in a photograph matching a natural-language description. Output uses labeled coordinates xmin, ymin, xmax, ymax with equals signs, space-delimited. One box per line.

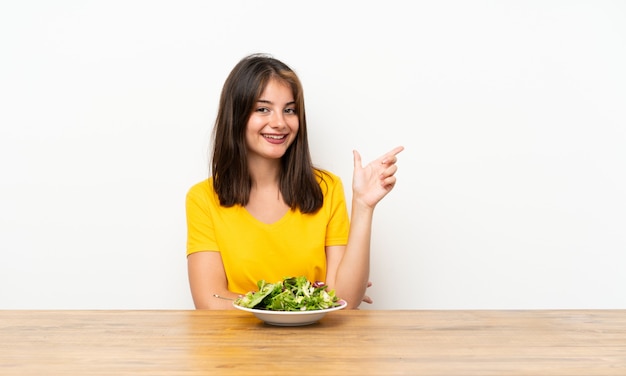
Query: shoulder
xmin=186 ymin=178 xmax=215 ymax=200
xmin=313 ymin=169 xmax=344 ymax=194
xmin=314 ymin=168 xmax=341 ymax=181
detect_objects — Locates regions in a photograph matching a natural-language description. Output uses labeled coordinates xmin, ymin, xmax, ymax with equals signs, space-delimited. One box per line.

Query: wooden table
xmin=1 ymin=310 xmax=625 ymax=375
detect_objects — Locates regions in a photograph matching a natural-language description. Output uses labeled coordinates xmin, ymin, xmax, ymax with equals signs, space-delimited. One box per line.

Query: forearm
xmin=334 ymin=199 xmax=374 ymax=309
xmin=188 ymin=251 xmax=238 ymax=310
xmin=193 ymin=291 xmax=239 ymax=310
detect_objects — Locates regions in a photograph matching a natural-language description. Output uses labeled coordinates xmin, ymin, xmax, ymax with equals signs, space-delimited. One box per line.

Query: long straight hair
xmin=211 ymin=53 xmax=326 ymax=213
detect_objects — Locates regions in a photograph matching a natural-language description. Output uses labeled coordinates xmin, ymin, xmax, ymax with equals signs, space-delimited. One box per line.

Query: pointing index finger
xmin=382 ymin=146 xmax=405 ymax=164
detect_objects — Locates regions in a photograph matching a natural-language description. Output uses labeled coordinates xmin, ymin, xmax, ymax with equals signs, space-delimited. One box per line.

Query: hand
xmin=362 ymin=281 xmax=374 ymax=305
xmin=352 ymin=146 xmax=404 ymax=208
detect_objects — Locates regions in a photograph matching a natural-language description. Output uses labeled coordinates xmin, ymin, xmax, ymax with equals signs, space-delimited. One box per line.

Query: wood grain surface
xmin=1 ymin=310 xmax=625 ymax=375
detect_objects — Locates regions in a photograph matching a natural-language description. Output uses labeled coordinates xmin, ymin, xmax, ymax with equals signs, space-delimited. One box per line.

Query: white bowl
xmin=233 ymin=300 xmax=347 ymax=326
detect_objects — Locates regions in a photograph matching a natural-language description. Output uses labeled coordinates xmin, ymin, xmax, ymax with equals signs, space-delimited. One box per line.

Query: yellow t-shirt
xmin=185 ymin=171 xmax=350 ymax=294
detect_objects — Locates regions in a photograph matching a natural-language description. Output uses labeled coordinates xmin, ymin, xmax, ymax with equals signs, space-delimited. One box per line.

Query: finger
xmin=382 ymin=176 xmax=396 ymax=192
xmin=379 ymin=167 xmax=398 ymax=187
xmin=380 ymin=175 xmax=397 ymax=189
xmin=380 ymin=164 xmax=399 ymax=179
xmin=381 ymin=146 xmax=404 ymax=164
xmin=353 ymin=150 xmax=362 ymax=169
xmin=382 ymin=155 xmax=398 ymax=166
xmin=362 ymin=295 xmax=373 ymax=304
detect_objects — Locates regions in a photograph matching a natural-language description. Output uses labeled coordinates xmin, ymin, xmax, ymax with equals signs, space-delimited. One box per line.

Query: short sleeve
xmin=324 ymin=174 xmax=350 ymax=246
xmin=185 ymin=181 xmax=219 ymax=256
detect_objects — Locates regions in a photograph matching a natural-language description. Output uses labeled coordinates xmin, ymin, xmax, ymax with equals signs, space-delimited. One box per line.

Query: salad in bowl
xmin=233 ymin=276 xmax=347 ymax=326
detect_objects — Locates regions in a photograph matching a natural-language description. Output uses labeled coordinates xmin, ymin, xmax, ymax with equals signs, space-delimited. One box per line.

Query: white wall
xmin=1 ymin=1 xmax=625 ymax=309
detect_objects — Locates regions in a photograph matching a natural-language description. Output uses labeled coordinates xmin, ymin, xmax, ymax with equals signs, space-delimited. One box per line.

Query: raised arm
xmin=327 ymin=146 xmax=404 ymax=309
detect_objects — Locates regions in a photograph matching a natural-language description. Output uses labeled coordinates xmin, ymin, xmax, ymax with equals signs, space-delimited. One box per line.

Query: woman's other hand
xmin=352 ymin=146 xmax=404 ymax=208
xmin=362 ymin=281 xmax=374 ymax=304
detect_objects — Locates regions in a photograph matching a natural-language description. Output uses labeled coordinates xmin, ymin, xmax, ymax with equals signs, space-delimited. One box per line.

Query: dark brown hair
xmin=211 ymin=53 xmax=326 ymax=213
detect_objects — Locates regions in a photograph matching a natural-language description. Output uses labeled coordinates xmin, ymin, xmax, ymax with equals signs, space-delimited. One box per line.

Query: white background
xmin=1 ymin=1 xmax=625 ymax=309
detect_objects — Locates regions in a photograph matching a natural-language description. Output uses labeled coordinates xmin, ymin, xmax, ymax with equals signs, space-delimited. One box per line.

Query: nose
xmin=269 ymin=111 xmax=287 ymax=129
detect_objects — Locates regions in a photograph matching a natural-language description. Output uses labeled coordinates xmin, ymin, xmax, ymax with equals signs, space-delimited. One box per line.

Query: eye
xmin=255 ymin=107 xmax=270 ymax=113
xmin=284 ymin=108 xmax=297 ymax=115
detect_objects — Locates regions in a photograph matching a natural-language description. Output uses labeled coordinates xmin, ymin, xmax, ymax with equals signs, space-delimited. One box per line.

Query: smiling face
xmin=245 ymin=78 xmax=299 ymax=163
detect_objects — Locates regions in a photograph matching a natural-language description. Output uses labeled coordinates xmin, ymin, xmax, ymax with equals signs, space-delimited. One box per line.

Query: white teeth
xmin=264 ymin=134 xmax=285 ymax=140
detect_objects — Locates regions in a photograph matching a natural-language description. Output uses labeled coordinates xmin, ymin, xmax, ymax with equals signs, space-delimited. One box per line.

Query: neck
xmin=248 ymin=157 xmax=281 ymax=188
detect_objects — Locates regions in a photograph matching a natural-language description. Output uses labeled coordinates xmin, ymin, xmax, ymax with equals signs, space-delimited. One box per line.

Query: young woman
xmin=186 ymin=53 xmax=403 ymax=309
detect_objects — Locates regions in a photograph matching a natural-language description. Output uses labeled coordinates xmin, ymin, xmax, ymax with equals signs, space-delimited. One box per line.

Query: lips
xmin=262 ymin=134 xmax=288 ymax=144
xmin=263 ymin=134 xmax=286 ymax=140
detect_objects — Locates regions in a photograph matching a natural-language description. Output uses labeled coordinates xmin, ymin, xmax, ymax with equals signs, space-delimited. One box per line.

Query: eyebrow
xmin=257 ymin=99 xmax=296 ymax=106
